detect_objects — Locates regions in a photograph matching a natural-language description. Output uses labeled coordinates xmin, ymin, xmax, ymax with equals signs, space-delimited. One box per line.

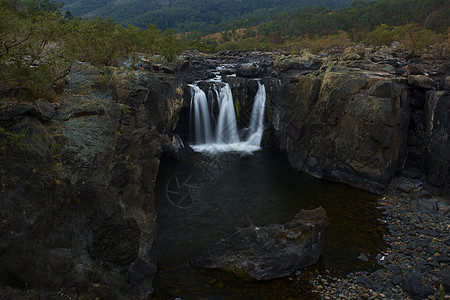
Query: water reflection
xmin=152 ymin=149 xmax=386 ymax=299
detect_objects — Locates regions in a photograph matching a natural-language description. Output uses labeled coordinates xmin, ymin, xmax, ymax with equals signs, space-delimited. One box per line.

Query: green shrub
xmin=0 ymin=127 xmax=28 ymax=151
xmin=0 ymin=1 xmax=72 ymax=100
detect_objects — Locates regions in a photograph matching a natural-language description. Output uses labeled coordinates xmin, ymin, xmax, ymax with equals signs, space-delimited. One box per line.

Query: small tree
xmin=159 ymin=28 xmax=183 ymax=62
xmin=0 ymin=2 xmax=71 ymax=100
xmin=64 ymin=17 xmax=128 ymax=66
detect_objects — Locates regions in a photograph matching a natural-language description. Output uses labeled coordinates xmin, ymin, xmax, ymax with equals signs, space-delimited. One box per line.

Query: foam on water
xmin=189 ymin=81 xmax=266 ymax=153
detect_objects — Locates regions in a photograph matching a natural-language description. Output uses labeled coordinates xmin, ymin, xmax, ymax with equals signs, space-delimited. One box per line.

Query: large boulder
xmin=271 ymin=67 xmax=410 ymax=194
xmin=408 ymin=74 xmax=435 ymax=89
xmin=192 ymin=207 xmax=329 ymax=280
xmin=274 ymin=51 xmax=323 ymax=72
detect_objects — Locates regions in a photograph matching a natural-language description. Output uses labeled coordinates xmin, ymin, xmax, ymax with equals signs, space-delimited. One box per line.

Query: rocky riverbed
xmin=310 ymin=176 xmax=449 ymax=300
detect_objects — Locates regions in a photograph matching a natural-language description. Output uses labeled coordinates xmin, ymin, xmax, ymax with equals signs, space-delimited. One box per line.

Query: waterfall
xmin=246 ymin=82 xmax=266 ymax=147
xmin=216 ymin=84 xmax=239 ymax=144
xmin=189 ymin=82 xmax=266 ymax=153
xmin=189 ymin=84 xmax=213 ymax=144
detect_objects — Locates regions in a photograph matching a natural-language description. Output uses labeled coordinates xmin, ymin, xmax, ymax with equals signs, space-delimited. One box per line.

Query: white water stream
xmin=189 ymin=81 xmax=266 ymax=153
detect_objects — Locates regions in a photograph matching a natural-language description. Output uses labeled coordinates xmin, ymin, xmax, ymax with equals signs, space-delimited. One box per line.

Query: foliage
xmin=63 ymin=18 xmax=186 ymax=65
xmin=365 ymin=23 xmax=447 ymax=52
xmin=0 ymin=1 xmax=187 ymax=100
xmin=64 ymin=17 xmax=128 ymax=66
xmin=56 ymin=0 xmax=354 ymax=33
xmin=208 ymin=0 xmax=448 ymax=53
xmin=0 ymin=0 xmax=72 ymax=100
xmin=286 ymin=31 xmax=352 ymax=54
xmin=218 ymin=37 xmax=275 ymax=51
xmin=186 ymin=40 xmax=217 ymax=53
xmin=0 ymin=127 xmax=28 ymax=151
xmin=257 ymin=0 xmax=448 ymax=38
xmin=59 ymin=0 xmax=447 ymax=39
xmin=1 ymin=0 xmax=448 ymax=103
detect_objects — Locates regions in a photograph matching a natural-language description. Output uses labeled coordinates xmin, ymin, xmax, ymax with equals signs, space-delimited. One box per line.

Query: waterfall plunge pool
xmin=151 ymin=149 xmax=387 ymax=299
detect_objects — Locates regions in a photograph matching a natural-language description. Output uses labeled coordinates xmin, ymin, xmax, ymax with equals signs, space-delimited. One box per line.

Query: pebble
xmin=309 ymin=176 xmax=449 ymax=300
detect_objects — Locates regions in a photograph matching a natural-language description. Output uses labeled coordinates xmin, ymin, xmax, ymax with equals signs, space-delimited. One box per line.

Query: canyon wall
xmin=0 ymin=63 xmax=184 ymax=298
xmin=269 ymin=51 xmax=449 ymax=195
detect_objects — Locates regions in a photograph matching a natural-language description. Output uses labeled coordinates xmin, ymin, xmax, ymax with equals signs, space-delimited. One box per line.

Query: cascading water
xmin=189 ymin=84 xmax=214 ymax=144
xmin=189 ymin=81 xmax=266 ymax=153
xmin=215 ymin=84 xmax=239 ymax=144
xmin=246 ymin=82 xmax=266 ymax=147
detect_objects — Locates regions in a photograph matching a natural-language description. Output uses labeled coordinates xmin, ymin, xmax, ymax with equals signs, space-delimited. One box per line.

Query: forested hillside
xmin=56 ymin=0 xmax=355 ymax=33
xmin=1 ymin=0 xmax=448 ymax=103
xmin=210 ymin=0 xmax=448 ymax=52
xmin=257 ymin=0 xmax=448 ymax=36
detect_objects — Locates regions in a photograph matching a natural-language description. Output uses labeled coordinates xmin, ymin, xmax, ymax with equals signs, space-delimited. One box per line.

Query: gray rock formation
xmin=270 ymin=54 xmax=449 ymax=195
xmin=271 ymin=64 xmax=410 ymax=194
xmin=422 ymin=90 xmax=449 ymax=189
xmin=192 ymin=207 xmax=329 ymax=280
xmin=0 ymin=62 xmax=185 ymax=298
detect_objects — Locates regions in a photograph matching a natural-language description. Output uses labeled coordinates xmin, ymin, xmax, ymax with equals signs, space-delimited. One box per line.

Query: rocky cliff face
xmin=0 ymin=63 xmax=184 ymax=298
xmin=270 ymin=50 xmax=449 ymax=195
xmin=0 ymin=50 xmax=448 ymax=297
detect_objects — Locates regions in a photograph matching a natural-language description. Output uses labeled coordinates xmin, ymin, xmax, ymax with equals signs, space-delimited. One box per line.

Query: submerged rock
xmin=192 ymin=207 xmax=329 ymax=280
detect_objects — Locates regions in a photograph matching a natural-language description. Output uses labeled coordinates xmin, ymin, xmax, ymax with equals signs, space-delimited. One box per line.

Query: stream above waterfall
xmin=152 ymin=149 xmax=387 ymax=299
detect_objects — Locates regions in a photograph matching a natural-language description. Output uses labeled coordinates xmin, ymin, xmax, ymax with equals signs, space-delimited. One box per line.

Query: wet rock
xmin=401 ymin=271 xmax=434 ymax=299
xmin=439 ymin=267 xmax=450 ymax=289
xmin=355 ymin=274 xmax=377 ymax=290
xmin=236 ymin=64 xmax=270 ymax=78
xmin=407 ymin=65 xmax=426 ymax=76
xmin=417 ymin=199 xmax=438 ymax=212
xmin=272 ymin=67 xmax=410 ymax=194
xmin=423 ymin=91 xmax=450 ymax=190
xmin=161 ymin=133 xmax=194 ymax=160
xmin=438 ymin=205 xmax=450 ymax=215
xmin=408 ymin=75 xmax=435 ymax=89
xmin=162 ymin=65 xmax=175 ymax=74
xmin=397 ymin=184 xmax=412 ymax=193
xmin=0 ymin=99 xmax=57 ymax=126
xmin=192 ymin=207 xmax=329 ymax=280
xmin=357 ymin=253 xmax=369 ymax=262
xmin=437 ymin=252 xmax=450 ymax=264
xmin=376 ymin=253 xmax=393 ymax=265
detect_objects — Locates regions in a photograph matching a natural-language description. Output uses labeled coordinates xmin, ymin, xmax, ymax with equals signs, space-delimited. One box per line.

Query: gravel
xmin=309 ymin=176 xmax=450 ymax=300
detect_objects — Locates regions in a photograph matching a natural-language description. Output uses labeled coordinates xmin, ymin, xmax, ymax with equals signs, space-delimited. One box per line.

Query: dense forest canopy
xmin=55 ymin=0 xmax=356 ymax=33
xmin=257 ymin=0 xmax=448 ymax=36
xmin=54 ymin=0 xmax=448 ymax=44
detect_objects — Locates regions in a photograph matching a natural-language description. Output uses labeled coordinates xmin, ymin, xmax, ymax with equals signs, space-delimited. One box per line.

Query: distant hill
xmin=56 ymin=0 xmax=355 ymax=33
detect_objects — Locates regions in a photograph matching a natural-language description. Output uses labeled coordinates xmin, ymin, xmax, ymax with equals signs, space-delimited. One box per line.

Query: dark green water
xmin=151 ymin=149 xmax=386 ymax=299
